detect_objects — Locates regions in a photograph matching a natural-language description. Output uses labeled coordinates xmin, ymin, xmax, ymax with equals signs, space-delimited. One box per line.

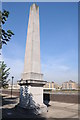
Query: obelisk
xmin=18 ymin=3 xmax=46 ymax=112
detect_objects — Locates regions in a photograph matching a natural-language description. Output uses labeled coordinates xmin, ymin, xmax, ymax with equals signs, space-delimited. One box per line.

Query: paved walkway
xmin=1 ymin=94 xmax=80 ymax=119
xmin=41 ymin=101 xmax=79 ymax=118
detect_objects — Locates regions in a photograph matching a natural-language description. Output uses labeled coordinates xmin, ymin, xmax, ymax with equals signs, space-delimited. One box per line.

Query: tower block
xmin=18 ymin=4 xmax=46 ymax=111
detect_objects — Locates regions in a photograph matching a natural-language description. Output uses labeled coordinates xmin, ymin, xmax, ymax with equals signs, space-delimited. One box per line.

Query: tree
xmin=0 ymin=61 xmax=10 ymax=88
xmin=0 ymin=10 xmax=14 ymax=87
xmin=0 ymin=10 xmax=14 ymax=49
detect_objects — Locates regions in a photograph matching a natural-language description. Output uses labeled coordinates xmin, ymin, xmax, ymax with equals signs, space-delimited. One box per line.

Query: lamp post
xmin=11 ymin=76 xmax=14 ymax=98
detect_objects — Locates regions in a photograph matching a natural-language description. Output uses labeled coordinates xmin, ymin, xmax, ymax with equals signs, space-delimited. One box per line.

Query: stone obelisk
xmin=18 ymin=3 xmax=46 ymax=112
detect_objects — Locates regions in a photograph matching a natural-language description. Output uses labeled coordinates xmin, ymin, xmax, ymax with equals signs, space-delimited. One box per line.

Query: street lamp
xmin=11 ymin=76 xmax=14 ymax=98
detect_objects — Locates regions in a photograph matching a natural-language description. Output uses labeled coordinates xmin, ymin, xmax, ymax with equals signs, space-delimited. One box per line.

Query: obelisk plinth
xmin=18 ymin=3 xmax=46 ymax=112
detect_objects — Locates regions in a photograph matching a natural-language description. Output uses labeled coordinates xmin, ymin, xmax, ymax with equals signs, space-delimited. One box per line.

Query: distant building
xmin=43 ymin=81 xmax=59 ymax=90
xmin=62 ymin=80 xmax=77 ymax=90
xmin=8 ymin=83 xmax=20 ymax=90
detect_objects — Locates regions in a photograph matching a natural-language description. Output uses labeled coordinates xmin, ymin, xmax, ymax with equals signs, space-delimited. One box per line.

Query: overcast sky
xmin=2 ymin=2 xmax=78 ymax=85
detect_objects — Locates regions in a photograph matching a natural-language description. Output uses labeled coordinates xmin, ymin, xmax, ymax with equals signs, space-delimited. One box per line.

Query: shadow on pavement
xmin=2 ymin=96 xmax=47 ymax=119
xmin=2 ymin=106 xmax=47 ymax=119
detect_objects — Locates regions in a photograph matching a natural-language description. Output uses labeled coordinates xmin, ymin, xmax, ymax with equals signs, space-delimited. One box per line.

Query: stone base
xmin=18 ymin=80 xmax=47 ymax=113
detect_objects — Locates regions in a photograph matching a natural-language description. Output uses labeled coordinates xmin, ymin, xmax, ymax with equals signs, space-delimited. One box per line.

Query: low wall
xmin=2 ymin=90 xmax=79 ymax=104
xmin=43 ymin=93 xmax=79 ymax=104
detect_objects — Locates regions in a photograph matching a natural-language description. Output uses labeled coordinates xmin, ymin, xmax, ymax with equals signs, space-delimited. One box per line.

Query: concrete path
xmin=41 ymin=101 xmax=79 ymax=118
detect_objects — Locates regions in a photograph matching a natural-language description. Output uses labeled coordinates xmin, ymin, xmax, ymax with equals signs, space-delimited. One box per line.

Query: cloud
xmin=41 ymin=52 xmax=78 ymax=85
xmin=43 ymin=69 xmax=78 ymax=85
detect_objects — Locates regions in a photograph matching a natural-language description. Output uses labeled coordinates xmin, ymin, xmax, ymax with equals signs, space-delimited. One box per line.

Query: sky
xmin=2 ymin=2 xmax=78 ymax=85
